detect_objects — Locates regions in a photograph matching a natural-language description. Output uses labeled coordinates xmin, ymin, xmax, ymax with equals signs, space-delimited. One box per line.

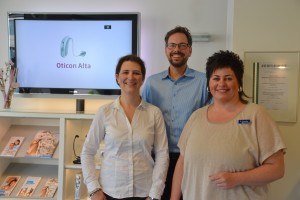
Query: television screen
xmin=9 ymin=13 xmax=140 ymax=95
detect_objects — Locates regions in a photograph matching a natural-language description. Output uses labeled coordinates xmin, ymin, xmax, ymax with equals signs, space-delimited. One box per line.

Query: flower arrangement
xmin=0 ymin=61 xmax=19 ymax=109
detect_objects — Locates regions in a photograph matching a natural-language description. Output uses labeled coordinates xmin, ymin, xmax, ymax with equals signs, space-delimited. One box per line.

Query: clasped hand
xmin=209 ymin=172 xmax=239 ymax=189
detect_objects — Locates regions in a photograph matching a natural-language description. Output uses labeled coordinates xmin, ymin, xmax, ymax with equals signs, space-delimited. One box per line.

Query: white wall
xmin=232 ymin=0 xmax=300 ymax=199
xmin=0 ymin=0 xmax=228 ymax=111
xmin=0 ymin=0 xmax=227 ymax=110
xmin=0 ymin=0 xmax=228 ymax=76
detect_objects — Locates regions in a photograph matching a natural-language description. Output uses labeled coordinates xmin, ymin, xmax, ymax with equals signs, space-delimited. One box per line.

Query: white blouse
xmin=81 ymin=97 xmax=169 ymax=199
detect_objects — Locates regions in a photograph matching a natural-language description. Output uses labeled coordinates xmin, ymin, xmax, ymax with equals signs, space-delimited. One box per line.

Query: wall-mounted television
xmin=8 ymin=12 xmax=140 ymax=96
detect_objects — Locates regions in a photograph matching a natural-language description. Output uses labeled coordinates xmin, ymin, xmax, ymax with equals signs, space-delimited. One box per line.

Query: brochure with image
xmin=25 ymin=130 xmax=59 ymax=158
xmin=39 ymin=177 xmax=58 ymax=198
xmin=0 ymin=176 xmax=21 ymax=196
xmin=17 ymin=176 xmax=41 ymax=197
xmin=1 ymin=136 xmax=25 ymax=157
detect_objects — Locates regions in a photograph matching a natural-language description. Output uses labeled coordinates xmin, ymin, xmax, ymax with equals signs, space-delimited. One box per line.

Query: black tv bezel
xmin=8 ymin=12 xmax=140 ymax=96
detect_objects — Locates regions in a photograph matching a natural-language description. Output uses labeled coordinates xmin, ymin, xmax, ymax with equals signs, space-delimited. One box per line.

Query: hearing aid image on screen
xmin=60 ymin=36 xmax=86 ymax=58
xmin=15 ymin=19 xmax=133 ymax=91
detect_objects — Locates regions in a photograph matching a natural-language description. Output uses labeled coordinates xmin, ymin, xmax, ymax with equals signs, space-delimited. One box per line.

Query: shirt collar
xmin=162 ymin=66 xmax=194 ymax=80
xmin=113 ymin=96 xmax=147 ymax=110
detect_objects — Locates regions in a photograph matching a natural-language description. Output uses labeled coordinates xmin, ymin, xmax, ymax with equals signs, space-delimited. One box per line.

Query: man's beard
xmin=169 ymin=52 xmax=188 ymax=68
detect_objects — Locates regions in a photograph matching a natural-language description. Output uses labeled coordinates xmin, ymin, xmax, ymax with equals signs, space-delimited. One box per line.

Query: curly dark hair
xmin=205 ymin=50 xmax=249 ymax=104
xmin=164 ymin=26 xmax=192 ymax=46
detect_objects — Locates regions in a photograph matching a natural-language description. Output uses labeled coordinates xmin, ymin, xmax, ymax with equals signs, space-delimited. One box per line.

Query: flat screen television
xmin=8 ymin=12 xmax=140 ymax=97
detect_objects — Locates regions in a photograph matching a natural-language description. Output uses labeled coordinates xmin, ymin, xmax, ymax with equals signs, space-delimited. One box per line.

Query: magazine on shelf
xmin=1 ymin=136 xmax=25 ymax=157
xmin=25 ymin=130 xmax=59 ymax=158
xmin=17 ymin=176 xmax=41 ymax=197
xmin=39 ymin=177 xmax=58 ymax=198
xmin=0 ymin=176 xmax=21 ymax=196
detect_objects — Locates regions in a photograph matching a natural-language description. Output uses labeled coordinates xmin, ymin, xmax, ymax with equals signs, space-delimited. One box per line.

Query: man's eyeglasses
xmin=166 ymin=43 xmax=190 ymax=50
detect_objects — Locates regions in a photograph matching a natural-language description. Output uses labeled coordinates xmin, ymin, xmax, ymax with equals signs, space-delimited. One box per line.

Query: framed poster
xmin=244 ymin=51 xmax=299 ymax=122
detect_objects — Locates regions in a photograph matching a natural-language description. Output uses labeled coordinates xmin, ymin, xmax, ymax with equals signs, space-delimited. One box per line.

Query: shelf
xmin=0 ymin=110 xmax=97 ymax=199
xmin=0 ymin=163 xmax=58 ymax=199
xmin=0 ymin=125 xmax=59 ymax=159
xmin=0 ymin=157 xmax=58 ymax=165
xmin=0 ymin=110 xmax=95 ymax=119
xmin=0 ymin=110 xmax=101 ymax=200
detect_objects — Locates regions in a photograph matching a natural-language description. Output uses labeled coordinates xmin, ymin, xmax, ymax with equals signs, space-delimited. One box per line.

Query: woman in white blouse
xmin=81 ymin=54 xmax=169 ymax=200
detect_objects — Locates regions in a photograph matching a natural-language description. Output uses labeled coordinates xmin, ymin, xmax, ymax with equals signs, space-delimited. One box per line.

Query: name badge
xmin=238 ymin=119 xmax=251 ymax=124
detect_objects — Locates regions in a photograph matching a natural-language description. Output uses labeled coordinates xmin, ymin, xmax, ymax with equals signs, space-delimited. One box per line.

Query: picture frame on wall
xmin=244 ymin=51 xmax=299 ymax=122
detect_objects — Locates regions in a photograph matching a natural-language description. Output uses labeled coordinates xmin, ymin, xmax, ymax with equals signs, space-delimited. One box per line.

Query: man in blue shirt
xmin=142 ymin=26 xmax=209 ymax=199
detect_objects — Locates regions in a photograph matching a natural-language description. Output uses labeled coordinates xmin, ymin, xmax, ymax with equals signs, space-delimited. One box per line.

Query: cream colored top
xmin=178 ymin=103 xmax=286 ymax=200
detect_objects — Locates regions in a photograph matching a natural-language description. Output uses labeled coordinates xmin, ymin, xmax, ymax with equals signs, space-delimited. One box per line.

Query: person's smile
xmin=215 ymin=88 xmax=230 ymax=93
xmin=123 ymin=80 xmax=138 ymax=86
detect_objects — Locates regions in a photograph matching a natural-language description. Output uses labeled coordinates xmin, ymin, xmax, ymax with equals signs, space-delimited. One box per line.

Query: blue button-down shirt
xmin=142 ymin=67 xmax=209 ymax=153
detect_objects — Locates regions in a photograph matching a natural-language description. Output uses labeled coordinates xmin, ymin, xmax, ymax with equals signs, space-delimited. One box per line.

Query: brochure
xmin=1 ymin=136 xmax=25 ymax=157
xmin=17 ymin=176 xmax=41 ymax=197
xmin=39 ymin=177 xmax=58 ymax=198
xmin=25 ymin=130 xmax=59 ymax=158
xmin=0 ymin=176 xmax=21 ymax=196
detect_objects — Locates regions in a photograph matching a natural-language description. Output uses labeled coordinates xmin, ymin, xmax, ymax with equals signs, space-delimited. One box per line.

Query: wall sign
xmin=244 ymin=51 xmax=299 ymax=122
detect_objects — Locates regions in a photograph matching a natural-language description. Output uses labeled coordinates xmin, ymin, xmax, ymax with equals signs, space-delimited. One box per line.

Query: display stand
xmin=0 ymin=111 xmax=95 ymax=199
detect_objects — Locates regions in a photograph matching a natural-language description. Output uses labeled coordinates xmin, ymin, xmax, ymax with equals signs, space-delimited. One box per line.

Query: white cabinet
xmin=0 ymin=111 xmax=94 ymax=200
